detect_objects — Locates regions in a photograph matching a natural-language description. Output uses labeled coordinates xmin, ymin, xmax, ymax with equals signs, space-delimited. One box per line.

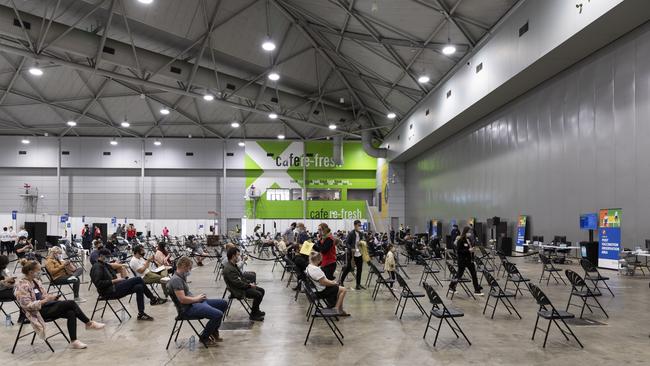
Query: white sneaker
xmin=74 ymin=297 xmax=87 ymax=303
xmin=71 ymin=340 xmax=87 ymax=349
xmin=86 ymin=321 xmax=105 ymax=330
xmin=160 ymin=276 xmax=171 ymax=284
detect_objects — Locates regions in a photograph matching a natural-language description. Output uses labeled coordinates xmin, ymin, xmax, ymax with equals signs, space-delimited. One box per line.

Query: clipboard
xmin=299 ymin=241 xmax=314 ymax=256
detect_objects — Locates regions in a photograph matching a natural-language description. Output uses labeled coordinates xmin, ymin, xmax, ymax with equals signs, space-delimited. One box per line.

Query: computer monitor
xmin=580 ymin=213 xmax=598 ymax=230
xmin=554 ymin=235 xmax=566 ymax=244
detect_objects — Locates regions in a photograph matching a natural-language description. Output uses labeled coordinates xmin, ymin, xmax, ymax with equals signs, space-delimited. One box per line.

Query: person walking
xmin=449 ymin=227 xmax=483 ymax=296
xmin=339 ymin=220 xmax=365 ymax=290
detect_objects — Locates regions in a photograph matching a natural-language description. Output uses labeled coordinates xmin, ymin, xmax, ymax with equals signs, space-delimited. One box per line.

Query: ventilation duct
xmin=332 ymin=135 xmax=343 ymax=165
xmin=362 ymin=130 xmax=387 ymax=159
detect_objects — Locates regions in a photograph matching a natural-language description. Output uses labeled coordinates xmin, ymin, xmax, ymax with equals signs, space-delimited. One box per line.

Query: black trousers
xmin=104 ymin=277 xmax=155 ymax=314
xmin=245 ymin=286 xmax=265 ymax=313
xmin=450 ymin=261 xmax=481 ymax=292
xmin=340 ymin=254 xmax=363 ymax=287
xmin=0 ymin=241 xmax=12 ymax=255
xmin=321 ymin=262 xmax=336 ymax=281
xmin=39 ymin=300 xmax=89 ymax=341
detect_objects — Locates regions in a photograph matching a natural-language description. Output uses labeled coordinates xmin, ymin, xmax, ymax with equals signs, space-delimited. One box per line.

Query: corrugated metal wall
xmin=405 ymin=22 xmax=650 ymax=247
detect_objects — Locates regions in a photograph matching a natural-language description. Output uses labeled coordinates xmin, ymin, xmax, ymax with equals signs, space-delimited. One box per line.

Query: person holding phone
xmin=14 ymin=260 xmax=105 ymax=349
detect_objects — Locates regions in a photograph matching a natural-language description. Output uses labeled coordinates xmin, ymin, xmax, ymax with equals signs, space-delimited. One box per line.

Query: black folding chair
xmin=365 ymin=258 xmax=385 ymax=287
xmin=303 ymin=281 xmax=344 ymax=346
xmin=474 ymin=256 xmax=494 ymax=287
xmin=221 ymin=286 xmax=252 ymax=318
xmin=482 ymin=270 xmax=521 ymax=319
xmin=580 ymin=259 xmax=614 ymax=297
xmin=368 ymin=261 xmax=397 ymax=301
xmin=538 ymin=253 xmax=567 ymax=285
xmin=43 ymin=267 xmax=74 ymax=300
xmin=394 ymin=273 xmax=426 ymax=319
xmin=0 ymin=299 xmax=19 ymax=326
xmin=418 ymin=255 xmax=443 ymax=286
xmin=445 ymin=262 xmax=475 ymax=300
xmin=165 ymin=291 xmax=207 ymax=349
xmin=529 ymin=283 xmax=583 ymax=348
xmin=283 ymin=256 xmax=298 ymax=288
xmin=12 ymin=312 xmax=70 ymax=353
xmin=422 ymin=282 xmax=471 ymax=347
xmin=90 ymin=282 xmax=132 ymax=323
xmin=565 ymin=270 xmax=608 ymax=319
xmin=496 ymin=253 xmax=509 ymax=278
xmin=477 ymin=246 xmax=497 ymax=271
xmin=503 ymin=262 xmax=531 ymax=298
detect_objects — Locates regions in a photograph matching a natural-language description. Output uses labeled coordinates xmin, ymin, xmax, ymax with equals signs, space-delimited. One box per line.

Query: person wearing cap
xmin=90 ymin=249 xmax=165 ymax=321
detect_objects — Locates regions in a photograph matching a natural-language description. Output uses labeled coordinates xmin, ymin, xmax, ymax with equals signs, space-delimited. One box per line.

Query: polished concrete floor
xmin=1 ymin=253 xmax=649 ymax=366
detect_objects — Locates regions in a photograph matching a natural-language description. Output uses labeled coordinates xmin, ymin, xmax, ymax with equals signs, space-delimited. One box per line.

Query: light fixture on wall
xmin=238 ymin=141 xmax=245 ymax=147
xmin=277 ymin=134 xmax=285 ymax=140
xmin=153 ymin=139 xmax=162 ymax=146
xmin=110 ymin=138 xmax=118 ymax=146
xmin=21 ymin=138 xmax=30 ymax=144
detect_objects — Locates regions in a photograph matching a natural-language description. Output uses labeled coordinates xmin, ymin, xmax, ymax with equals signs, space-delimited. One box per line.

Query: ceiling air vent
xmin=18 ymin=151 xmax=26 ymax=155
xmin=13 ymin=19 xmax=31 ymax=30
xmin=170 ymin=66 xmax=182 ymax=75
xmin=425 ymin=109 xmax=430 ymax=116
xmin=476 ymin=62 xmax=483 ymax=73
xmin=226 ymin=152 xmax=234 ymax=157
xmin=185 ymin=152 xmax=194 ymax=156
xmin=270 ymin=97 xmax=278 ymax=103
xmin=61 ymin=151 xmax=70 ymax=155
xmin=145 ymin=152 xmax=153 ymax=156
xmin=102 ymin=46 xmax=115 ymax=55
xmin=103 ymin=152 xmax=111 ymax=156
xmin=226 ymin=83 xmax=236 ymax=90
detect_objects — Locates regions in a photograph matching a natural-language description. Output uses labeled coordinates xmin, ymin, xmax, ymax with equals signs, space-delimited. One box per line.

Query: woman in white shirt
xmin=306 ymin=251 xmax=349 ymax=316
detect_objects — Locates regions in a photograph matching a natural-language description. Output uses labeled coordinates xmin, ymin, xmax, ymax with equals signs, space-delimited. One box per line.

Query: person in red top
xmin=313 ymin=223 xmax=337 ymax=280
xmin=126 ymin=224 xmax=137 ymax=241
xmin=93 ymin=225 xmax=101 ymax=239
xmin=162 ymin=227 xmax=169 ymax=238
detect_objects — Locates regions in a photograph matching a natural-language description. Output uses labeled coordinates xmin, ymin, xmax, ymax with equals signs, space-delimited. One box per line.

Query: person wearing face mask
xmin=449 ymin=226 xmax=483 ymax=296
xmin=313 ymin=223 xmax=337 ymax=281
xmin=45 ymin=247 xmax=86 ymax=303
xmin=222 ymin=247 xmax=265 ymax=321
xmin=339 ymin=220 xmax=366 ymax=290
xmin=129 ymin=244 xmax=170 ymax=298
xmin=168 ymin=256 xmax=228 ymax=347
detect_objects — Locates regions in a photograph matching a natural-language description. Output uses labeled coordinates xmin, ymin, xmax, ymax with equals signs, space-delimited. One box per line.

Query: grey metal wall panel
xmin=405 ymin=23 xmax=650 ymax=247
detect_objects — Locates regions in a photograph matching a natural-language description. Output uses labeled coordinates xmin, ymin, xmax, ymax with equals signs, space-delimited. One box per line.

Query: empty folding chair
xmin=529 ymin=283 xmax=583 ymax=348
xmin=503 ymin=262 xmax=531 ymax=298
xmin=477 ymin=245 xmax=497 ymax=271
xmin=368 ymin=261 xmax=397 ymax=301
xmin=565 ymin=269 xmax=608 ymax=319
xmin=165 ymin=291 xmax=207 ymax=349
xmin=365 ymin=258 xmax=385 ymax=287
xmin=496 ymin=253 xmax=509 ymax=278
xmin=538 ymin=253 xmax=567 ymax=285
xmin=445 ymin=262 xmax=475 ymax=300
xmin=90 ymin=292 xmax=132 ymax=323
xmin=475 ymin=256 xmax=494 ymax=287
xmin=422 ymin=282 xmax=471 ymax=347
xmin=394 ymin=273 xmax=426 ymax=319
xmin=303 ymin=282 xmax=344 ymax=346
xmin=482 ymin=270 xmax=521 ymax=320
xmin=418 ymin=255 xmax=443 ymax=287
xmin=580 ymin=258 xmax=614 ymax=297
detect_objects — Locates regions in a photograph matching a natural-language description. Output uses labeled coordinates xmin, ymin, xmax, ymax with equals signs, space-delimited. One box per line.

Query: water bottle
xmin=5 ymin=314 xmax=11 ymax=327
xmin=189 ymin=335 xmax=196 ymax=351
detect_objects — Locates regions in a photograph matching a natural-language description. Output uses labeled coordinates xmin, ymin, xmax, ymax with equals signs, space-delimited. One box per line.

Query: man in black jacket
xmin=339 ymin=220 xmax=365 ymax=290
xmin=90 ymin=249 xmax=164 ymax=321
xmin=222 ymin=247 xmax=265 ymax=321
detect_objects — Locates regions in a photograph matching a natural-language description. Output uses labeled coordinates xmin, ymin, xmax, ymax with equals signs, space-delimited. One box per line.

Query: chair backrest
xmin=478 ymin=245 xmax=489 ymax=257
xmin=422 ymin=281 xmax=443 ymax=306
xmin=446 ymin=262 xmax=458 ymax=276
xmin=504 ymin=262 xmax=519 ymax=276
xmin=528 ymin=283 xmax=551 ymax=307
xmin=538 ymin=253 xmax=550 ymax=265
xmin=167 ymin=287 xmax=184 ymax=317
xmin=579 ymin=258 xmax=597 ymax=274
xmin=565 ymin=269 xmax=586 ymax=287
xmin=395 ymin=272 xmax=409 ymax=289
xmin=483 ymin=270 xmax=499 ymax=289
xmin=367 ymin=261 xmax=380 ymax=275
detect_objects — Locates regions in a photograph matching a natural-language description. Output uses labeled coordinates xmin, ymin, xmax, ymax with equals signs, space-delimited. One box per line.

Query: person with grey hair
xmin=306 ymin=251 xmax=349 ymax=316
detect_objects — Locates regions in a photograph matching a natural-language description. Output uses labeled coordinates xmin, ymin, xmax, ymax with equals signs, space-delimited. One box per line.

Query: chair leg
xmin=450 ymin=317 xmax=471 ymax=345
xmin=166 ymin=320 xmax=178 ymax=350
xmin=432 ymin=317 xmax=444 ymax=347
xmin=482 ymin=294 xmax=490 ymax=315
xmin=560 ymin=318 xmax=584 ymax=348
xmin=304 ymin=316 xmax=316 ymax=346
xmin=423 ymin=313 xmax=432 ymax=339
xmin=532 ymin=315 xmax=540 ymax=340
xmin=490 ymin=297 xmax=499 ymax=319
xmin=542 ymin=319 xmax=552 ymax=348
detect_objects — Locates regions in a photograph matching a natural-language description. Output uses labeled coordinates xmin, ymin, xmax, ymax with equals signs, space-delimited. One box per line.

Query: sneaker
xmin=70 ymin=340 xmax=87 ymax=349
xmin=74 ymin=297 xmax=87 ymax=303
xmin=150 ymin=298 xmax=167 ymax=306
xmin=449 ymin=289 xmax=458 ymax=294
xmin=474 ymin=291 xmax=484 ymax=296
xmin=86 ymin=321 xmax=105 ymax=330
xmin=137 ymin=313 xmax=154 ymax=321
xmin=355 ymin=285 xmax=366 ymax=290
xmin=254 ymin=310 xmax=266 ymax=317
xmin=249 ymin=313 xmax=265 ymax=322
xmin=200 ymin=337 xmax=219 ymax=347
xmin=197 ymin=262 xmax=204 ymax=266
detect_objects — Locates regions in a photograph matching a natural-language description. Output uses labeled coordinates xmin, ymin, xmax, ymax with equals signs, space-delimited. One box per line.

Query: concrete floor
xmin=1 ymin=254 xmax=649 ymax=366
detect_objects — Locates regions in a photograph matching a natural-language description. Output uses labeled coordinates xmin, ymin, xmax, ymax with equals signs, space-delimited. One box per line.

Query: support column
xmin=141 ymin=139 xmax=145 ymax=219
xmin=57 ymin=138 xmax=61 ymax=216
xmin=302 ymin=141 xmax=307 ymax=220
xmin=221 ymin=142 xmax=227 ymax=234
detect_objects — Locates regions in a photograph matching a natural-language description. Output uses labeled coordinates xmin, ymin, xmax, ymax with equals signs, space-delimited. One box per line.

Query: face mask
xmin=57 ymin=254 xmax=63 ymax=260
xmin=185 ymin=271 xmax=191 ymax=278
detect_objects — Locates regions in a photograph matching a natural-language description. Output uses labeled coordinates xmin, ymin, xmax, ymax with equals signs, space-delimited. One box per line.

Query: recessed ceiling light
xmin=329 ymin=124 xmax=337 ymax=130
xmin=28 ymin=67 xmax=43 ymax=76
xmin=121 ymin=121 xmax=130 ymax=128
xmin=203 ymin=94 xmax=214 ymax=101
xmin=387 ymin=112 xmax=396 ymax=119
xmin=418 ymin=75 xmax=430 ymax=83
xmin=66 ymin=121 xmax=77 ymax=127
xmin=269 ymin=113 xmax=278 ymax=119
xmin=137 ymin=0 xmax=154 ymax=4
xmin=231 ymin=122 xmax=240 ymax=128
xmin=442 ymin=45 xmax=456 ymax=55
xmin=262 ymin=40 xmax=276 ymax=51
xmin=160 ymin=108 xmax=170 ymax=115
xmin=21 ymin=138 xmax=30 ymax=144
xmin=238 ymin=141 xmax=245 ymax=147
xmin=110 ymin=139 xmax=118 ymax=146
xmin=277 ymin=134 xmax=285 ymax=140
xmin=268 ymin=72 xmax=280 ymax=81
xmin=153 ymin=140 xmax=162 ymax=146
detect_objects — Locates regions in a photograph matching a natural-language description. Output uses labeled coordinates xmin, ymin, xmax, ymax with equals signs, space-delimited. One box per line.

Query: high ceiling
xmin=0 ymin=0 xmax=518 ymax=141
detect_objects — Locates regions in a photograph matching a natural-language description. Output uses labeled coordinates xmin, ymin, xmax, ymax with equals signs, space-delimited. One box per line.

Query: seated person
xmin=0 ymin=255 xmax=16 ymax=301
xmin=167 ymin=256 xmax=228 ymax=347
xmin=306 ymin=252 xmax=348 ymax=315
xmin=90 ymin=249 xmax=165 ymax=321
xmin=129 ymin=244 xmax=170 ymax=297
xmin=222 ymin=247 xmax=265 ymax=321
xmin=154 ymin=242 xmax=173 ymax=268
xmin=15 ymin=260 xmax=105 ymax=349
xmin=90 ymin=240 xmax=129 ymax=277
xmin=185 ymin=238 xmax=205 ymax=267
xmin=44 ymin=247 xmax=86 ymax=303
xmin=15 ymin=237 xmax=42 ymax=263
xmin=222 ymin=243 xmax=255 ymax=283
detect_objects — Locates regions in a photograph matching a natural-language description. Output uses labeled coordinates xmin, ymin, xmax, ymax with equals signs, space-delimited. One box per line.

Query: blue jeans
xmin=183 ymin=299 xmax=228 ymax=340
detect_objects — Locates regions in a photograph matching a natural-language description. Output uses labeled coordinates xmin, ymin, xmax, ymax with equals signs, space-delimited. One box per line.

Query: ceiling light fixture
xmin=121 ymin=121 xmax=130 ymax=128
xmin=110 ymin=139 xmax=118 ymax=146
xmin=137 ymin=0 xmax=154 ymax=4
xmin=269 ymin=113 xmax=278 ymax=119
xmin=262 ymin=40 xmax=276 ymax=51
xmin=66 ymin=120 xmax=77 ymax=127
xmin=442 ymin=45 xmax=456 ymax=55
xmin=28 ymin=67 xmax=43 ymax=76
xmin=153 ymin=139 xmax=162 ymax=146
xmin=203 ymin=93 xmax=214 ymax=101
xmin=21 ymin=138 xmax=30 ymax=144
xmin=418 ymin=75 xmax=430 ymax=83
xmin=268 ymin=72 xmax=280 ymax=81
xmin=329 ymin=124 xmax=337 ymax=130
xmin=160 ymin=108 xmax=170 ymax=115
xmin=387 ymin=112 xmax=396 ymax=119
xmin=277 ymin=134 xmax=285 ymax=140
xmin=231 ymin=122 xmax=240 ymax=128
xmin=238 ymin=141 xmax=246 ymax=147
